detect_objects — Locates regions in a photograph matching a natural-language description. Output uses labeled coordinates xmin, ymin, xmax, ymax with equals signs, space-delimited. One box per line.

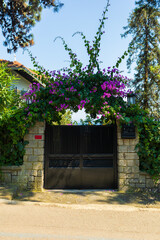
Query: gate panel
xmin=44 ymin=125 xmax=117 ymax=189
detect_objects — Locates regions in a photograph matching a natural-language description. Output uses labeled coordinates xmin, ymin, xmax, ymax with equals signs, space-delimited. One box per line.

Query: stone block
xmin=33 ymin=148 xmax=44 ymax=156
xmin=123 ymin=139 xmax=130 ymax=146
xmin=126 ymin=174 xmax=139 ymax=180
xmin=38 ymin=127 xmax=45 ymax=134
xmin=118 ymin=173 xmax=126 ymax=179
xmin=26 ymin=140 xmax=38 ymax=148
xmin=29 ymin=126 xmax=38 ymax=134
xmin=23 ymin=155 xmax=28 ymax=162
xmin=118 ymin=145 xmax=128 ymax=153
xmin=146 ymin=179 xmax=155 ymax=188
xmin=24 ymin=134 xmax=34 ymax=141
xmin=139 ymin=176 xmax=146 ymax=184
xmin=117 ymin=130 xmax=121 ymax=139
xmin=27 ymin=181 xmax=35 ymax=189
xmin=117 ymin=139 xmax=124 ymax=145
xmin=28 ymin=170 xmax=37 ymax=176
xmin=37 ymin=141 xmax=45 ymax=148
xmin=28 ymin=155 xmax=38 ymax=162
xmin=136 ymin=183 xmax=145 ymax=188
xmin=126 ymin=160 xmax=135 ymax=167
xmin=17 ymin=175 xmax=28 ymax=184
xmin=124 ymin=153 xmax=139 ymax=160
xmin=34 ymin=176 xmax=43 ymax=190
xmin=119 ymin=178 xmax=125 ymax=186
xmin=125 ymin=167 xmax=132 ymax=173
xmin=131 ymin=166 xmax=139 ymax=173
xmin=118 ymin=166 xmax=126 ymax=173
xmin=127 ymin=146 xmax=136 ymax=153
xmin=35 ymin=181 xmax=43 ymax=191
xmin=3 ymin=173 xmax=11 ymax=183
xmin=24 ymin=162 xmax=33 ymax=170
xmin=129 ymin=139 xmax=139 ymax=146
xmin=118 ymin=153 xmax=125 ymax=160
xmin=38 ymin=156 xmax=44 ymax=162
xmin=32 ymin=162 xmax=43 ymax=170
xmin=118 ymin=160 xmax=126 ymax=167
xmin=128 ymin=178 xmax=139 ymax=184
xmin=12 ymin=171 xmax=18 ymax=176
xmin=124 ymin=179 xmax=130 ymax=185
xmin=25 ymin=148 xmax=33 ymax=155
xmin=28 ymin=176 xmax=35 ymax=182
xmin=35 ymin=176 xmax=42 ymax=183
xmin=129 ymin=183 xmax=136 ymax=187
xmin=11 ymin=175 xmax=18 ymax=183
xmin=36 ymin=122 xmax=45 ymax=128
xmin=37 ymin=170 xmax=43 ymax=177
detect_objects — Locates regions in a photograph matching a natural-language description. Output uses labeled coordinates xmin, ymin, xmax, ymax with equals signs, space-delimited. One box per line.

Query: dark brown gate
xmin=44 ymin=124 xmax=117 ymax=189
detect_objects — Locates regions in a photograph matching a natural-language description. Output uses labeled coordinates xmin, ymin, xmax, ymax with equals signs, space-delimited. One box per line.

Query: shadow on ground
xmin=0 ymin=184 xmax=36 ymax=204
xmin=0 ymin=184 xmax=160 ymax=207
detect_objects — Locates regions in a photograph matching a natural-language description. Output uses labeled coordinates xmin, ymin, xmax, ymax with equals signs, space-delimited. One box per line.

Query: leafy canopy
xmin=0 ymin=0 xmax=64 ymax=53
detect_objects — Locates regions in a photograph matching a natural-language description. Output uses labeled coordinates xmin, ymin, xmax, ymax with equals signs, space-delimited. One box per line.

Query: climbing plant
xmin=0 ymin=1 xmax=159 ymax=182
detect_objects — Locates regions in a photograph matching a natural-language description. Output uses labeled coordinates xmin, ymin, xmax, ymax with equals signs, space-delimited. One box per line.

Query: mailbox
xmin=121 ymin=122 xmax=136 ymax=139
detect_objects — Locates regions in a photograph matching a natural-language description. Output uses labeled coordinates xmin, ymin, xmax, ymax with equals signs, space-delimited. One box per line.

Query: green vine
xmin=0 ymin=1 xmax=159 ymax=183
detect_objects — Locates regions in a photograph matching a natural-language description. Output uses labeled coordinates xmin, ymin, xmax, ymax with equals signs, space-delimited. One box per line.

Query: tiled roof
xmin=0 ymin=59 xmax=36 ymax=76
xmin=0 ymin=59 xmax=42 ymax=85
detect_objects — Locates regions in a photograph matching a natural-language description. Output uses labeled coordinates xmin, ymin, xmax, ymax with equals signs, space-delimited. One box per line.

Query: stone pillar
xmin=117 ymin=123 xmax=139 ymax=191
xmin=18 ymin=121 xmax=45 ymax=190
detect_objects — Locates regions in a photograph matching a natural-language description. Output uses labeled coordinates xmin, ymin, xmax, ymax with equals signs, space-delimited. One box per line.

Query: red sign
xmin=35 ymin=135 xmax=42 ymax=140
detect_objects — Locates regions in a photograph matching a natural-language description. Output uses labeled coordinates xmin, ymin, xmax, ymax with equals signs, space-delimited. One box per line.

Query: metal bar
xmin=48 ymin=154 xmax=114 ymax=158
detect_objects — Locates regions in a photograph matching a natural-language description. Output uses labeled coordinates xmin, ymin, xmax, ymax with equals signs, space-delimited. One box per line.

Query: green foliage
xmin=0 ymin=63 xmax=20 ymax=113
xmin=53 ymin=110 xmax=72 ymax=125
xmin=138 ymin=118 xmax=160 ymax=181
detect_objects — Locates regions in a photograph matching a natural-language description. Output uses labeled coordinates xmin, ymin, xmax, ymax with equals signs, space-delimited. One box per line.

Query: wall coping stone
xmin=0 ymin=166 xmax=22 ymax=172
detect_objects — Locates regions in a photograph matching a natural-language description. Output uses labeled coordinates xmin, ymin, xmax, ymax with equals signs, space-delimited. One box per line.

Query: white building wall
xmin=11 ymin=71 xmax=31 ymax=91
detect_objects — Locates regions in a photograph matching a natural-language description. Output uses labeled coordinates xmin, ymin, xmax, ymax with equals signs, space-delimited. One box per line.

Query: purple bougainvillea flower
xmin=49 ymin=101 xmax=53 ymax=104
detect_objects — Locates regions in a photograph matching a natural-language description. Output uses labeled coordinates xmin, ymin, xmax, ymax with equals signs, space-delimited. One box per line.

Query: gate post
xmin=117 ymin=122 xmax=140 ymax=191
xmin=117 ymin=122 xmax=160 ymax=191
xmin=18 ymin=121 xmax=45 ymax=190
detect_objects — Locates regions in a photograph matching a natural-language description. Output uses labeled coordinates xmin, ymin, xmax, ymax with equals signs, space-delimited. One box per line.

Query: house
xmin=0 ymin=59 xmax=40 ymax=94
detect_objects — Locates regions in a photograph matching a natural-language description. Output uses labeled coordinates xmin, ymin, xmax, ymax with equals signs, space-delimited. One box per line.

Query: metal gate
xmin=44 ymin=124 xmax=117 ymax=189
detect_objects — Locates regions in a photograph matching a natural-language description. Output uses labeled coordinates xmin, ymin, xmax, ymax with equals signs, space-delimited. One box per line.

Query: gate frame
xmin=44 ymin=124 xmax=118 ymax=189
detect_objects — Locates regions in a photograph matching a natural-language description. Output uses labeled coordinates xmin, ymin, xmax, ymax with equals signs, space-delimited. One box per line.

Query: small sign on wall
xmin=35 ymin=135 xmax=42 ymax=140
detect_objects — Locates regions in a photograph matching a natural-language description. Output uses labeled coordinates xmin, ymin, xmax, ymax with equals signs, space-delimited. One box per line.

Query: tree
xmin=136 ymin=0 xmax=160 ymax=8
xmin=121 ymin=0 xmax=160 ymax=115
xmin=0 ymin=0 xmax=63 ymax=53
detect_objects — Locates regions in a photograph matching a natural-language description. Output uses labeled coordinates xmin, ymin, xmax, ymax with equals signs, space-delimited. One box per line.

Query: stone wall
xmin=1 ymin=121 xmax=159 ymax=192
xmin=117 ymin=123 xmax=160 ymax=192
xmin=0 ymin=121 xmax=45 ymax=190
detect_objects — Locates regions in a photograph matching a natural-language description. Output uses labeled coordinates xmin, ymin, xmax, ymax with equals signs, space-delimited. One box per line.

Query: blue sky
xmin=0 ymin=0 xmax=136 ymax=75
xmin=0 ymin=0 xmax=136 ymax=121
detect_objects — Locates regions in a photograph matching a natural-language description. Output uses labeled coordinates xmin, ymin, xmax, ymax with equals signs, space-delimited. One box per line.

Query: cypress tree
xmin=122 ymin=0 xmax=160 ymax=116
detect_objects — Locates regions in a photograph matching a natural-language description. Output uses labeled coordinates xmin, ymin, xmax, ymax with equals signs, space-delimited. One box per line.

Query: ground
xmin=0 ymin=184 xmax=160 ymax=208
xmin=0 ymin=198 xmax=160 ymax=240
xmin=1 ymin=184 xmax=160 ymax=240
